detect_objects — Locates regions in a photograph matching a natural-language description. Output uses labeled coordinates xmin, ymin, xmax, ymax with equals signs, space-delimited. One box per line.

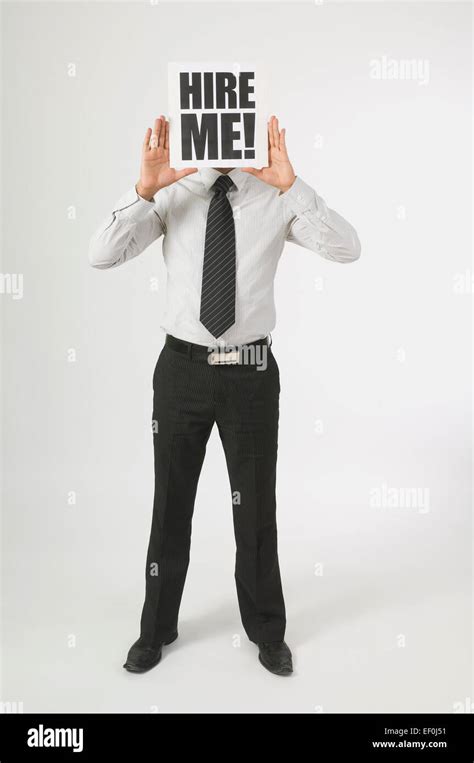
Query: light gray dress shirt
xmin=88 ymin=169 xmax=361 ymax=346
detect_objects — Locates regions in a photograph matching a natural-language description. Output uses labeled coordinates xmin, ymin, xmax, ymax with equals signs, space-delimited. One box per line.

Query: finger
xmin=142 ymin=127 xmax=152 ymax=152
xmin=272 ymin=116 xmax=280 ymax=150
xmin=151 ymin=117 xmax=162 ymax=148
xmin=164 ymin=120 xmax=170 ymax=150
xmin=158 ymin=116 xmax=167 ymax=148
xmin=174 ymin=167 xmax=198 ymax=181
xmin=279 ymin=127 xmax=288 ymax=154
xmin=154 ymin=114 xmax=165 ymax=133
xmin=268 ymin=116 xmax=276 ymax=148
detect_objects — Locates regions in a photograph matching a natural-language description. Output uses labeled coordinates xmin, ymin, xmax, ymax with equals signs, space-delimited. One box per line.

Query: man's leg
xmin=138 ymin=344 xmax=214 ymax=648
xmin=216 ymin=346 xmax=286 ymax=644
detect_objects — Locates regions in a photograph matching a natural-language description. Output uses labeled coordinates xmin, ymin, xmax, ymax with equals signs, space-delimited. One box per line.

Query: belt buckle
xmin=209 ymin=349 xmax=240 ymax=365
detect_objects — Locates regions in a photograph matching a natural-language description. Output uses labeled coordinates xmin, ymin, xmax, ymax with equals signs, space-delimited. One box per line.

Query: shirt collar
xmin=198 ymin=168 xmax=249 ymax=193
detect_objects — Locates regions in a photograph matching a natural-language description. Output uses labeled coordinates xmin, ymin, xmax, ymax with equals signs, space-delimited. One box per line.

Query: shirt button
xmin=297 ymin=194 xmax=304 ymax=202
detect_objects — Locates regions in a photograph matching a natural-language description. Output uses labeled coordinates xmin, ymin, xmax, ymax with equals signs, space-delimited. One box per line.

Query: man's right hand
xmin=136 ymin=116 xmax=197 ymax=201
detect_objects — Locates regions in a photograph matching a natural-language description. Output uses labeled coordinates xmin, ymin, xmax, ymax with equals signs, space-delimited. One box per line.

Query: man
xmin=89 ymin=114 xmax=361 ymax=676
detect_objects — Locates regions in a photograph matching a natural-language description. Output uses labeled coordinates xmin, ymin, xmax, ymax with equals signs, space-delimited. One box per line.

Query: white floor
xmin=3 ymin=535 xmax=470 ymax=714
xmin=3 ymin=410 xmax=472 ymax=713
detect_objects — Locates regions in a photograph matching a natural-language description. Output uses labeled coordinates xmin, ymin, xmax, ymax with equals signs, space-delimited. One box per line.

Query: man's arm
xmin=243 ymin=116 xmax=361 ymax=263
xmin=88 ymin=115 xmax=197 ymax=269
xmin=281 ymin=177 xmax=361 ymax=263
xmin=88 ymin=187 xmax=164 ymax=269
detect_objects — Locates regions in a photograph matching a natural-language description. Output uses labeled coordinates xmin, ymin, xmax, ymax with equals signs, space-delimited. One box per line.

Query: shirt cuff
xmin=112 ymin=186 xmax=156 ymax=222
xmin=280 ymin=176 xmax=327 ymax=220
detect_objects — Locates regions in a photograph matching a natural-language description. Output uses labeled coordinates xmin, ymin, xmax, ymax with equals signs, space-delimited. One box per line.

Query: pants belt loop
xmin=188 ymin=341 xmax=193 ymax=360
xmin=268 ymin=332 xmax=273 ymax=348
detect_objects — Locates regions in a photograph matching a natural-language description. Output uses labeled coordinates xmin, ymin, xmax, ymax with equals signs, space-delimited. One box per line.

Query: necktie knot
xmin=212 ymin=174 xmax=234 ymax=196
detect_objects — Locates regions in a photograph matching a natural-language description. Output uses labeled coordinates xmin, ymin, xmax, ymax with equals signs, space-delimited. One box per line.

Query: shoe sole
xmin=258 ymin=653 xmax=293 ymax=676
xmin=123 ymin=632 xmax=178 ymax=674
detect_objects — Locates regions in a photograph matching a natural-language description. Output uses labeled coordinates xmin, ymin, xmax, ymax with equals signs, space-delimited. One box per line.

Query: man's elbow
xmin=346 ymin=230 xmax=361 ymax=263
xmin=88 ymin=235 xmax=119 ymax=270
xmin=336 ymin=229 xmax=361 ymax=264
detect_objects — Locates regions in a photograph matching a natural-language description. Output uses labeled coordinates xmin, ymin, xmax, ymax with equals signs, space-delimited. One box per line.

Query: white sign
xmin=168 ymin=62 xmax=268 ymax=168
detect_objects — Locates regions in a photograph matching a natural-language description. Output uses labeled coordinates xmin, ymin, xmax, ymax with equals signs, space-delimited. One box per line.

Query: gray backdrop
xmin=1 ymin=1 xmax=472 ymax=713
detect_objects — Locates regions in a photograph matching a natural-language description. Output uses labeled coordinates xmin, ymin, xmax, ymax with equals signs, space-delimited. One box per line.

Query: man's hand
xmin=136 ymin=116 xmax=198 ymax=201
xmin=242 ymin=115 xmax=296 ymax=193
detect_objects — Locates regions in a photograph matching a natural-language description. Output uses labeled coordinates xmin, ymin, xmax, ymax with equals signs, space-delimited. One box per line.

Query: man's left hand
xmin=242 ymin=115 xmax=296 ymax=193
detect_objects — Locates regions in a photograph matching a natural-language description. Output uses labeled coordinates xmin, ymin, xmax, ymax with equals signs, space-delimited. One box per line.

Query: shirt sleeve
xmin=281 ymin=176 xmax=361 ymax=263
xmin=88 ymin=186 xmax=165 ymax=269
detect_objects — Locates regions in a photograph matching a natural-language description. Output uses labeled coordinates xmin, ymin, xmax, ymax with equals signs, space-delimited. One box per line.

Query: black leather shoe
xmin=123 ymin=632 xmax=178 ymax=673
xmin=257 ymin=640 xmax=293 ymax=676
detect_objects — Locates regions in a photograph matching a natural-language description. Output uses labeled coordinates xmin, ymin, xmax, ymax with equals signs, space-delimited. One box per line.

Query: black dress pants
xmin=138 ymin=337 xmax=286 ymax=646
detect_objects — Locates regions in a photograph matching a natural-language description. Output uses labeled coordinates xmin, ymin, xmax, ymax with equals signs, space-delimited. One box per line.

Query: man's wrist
xmin=136 ymin=182 xmax=158 ymax=202
xmin=278 ymin=175 xmax=297 ymax=194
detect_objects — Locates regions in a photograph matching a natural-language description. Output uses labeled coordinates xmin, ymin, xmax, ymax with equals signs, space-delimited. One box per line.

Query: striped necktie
xmin=199 ymin=174 xmax=236 ymax=339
